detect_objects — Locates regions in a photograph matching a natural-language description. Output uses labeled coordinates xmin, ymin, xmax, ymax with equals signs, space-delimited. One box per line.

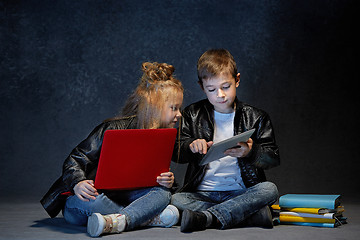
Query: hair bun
xmin=142 ymin=62 xmax=175 ymax=83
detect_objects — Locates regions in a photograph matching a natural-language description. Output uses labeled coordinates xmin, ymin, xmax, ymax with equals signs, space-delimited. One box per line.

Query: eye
xmin=222 ymin=84 xmax=230 ymax=89
xmin=207 ymin=88 xmax=216 ymax=92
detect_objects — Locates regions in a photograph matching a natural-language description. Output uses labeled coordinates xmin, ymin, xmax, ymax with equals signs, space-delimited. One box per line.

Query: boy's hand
xmin=190 ymin=139 xmax=214 ymax=154
xmin=73 ymin=180 xmax=99 ymax=202
xmin=224 ymin=138 xmax=253 ymax=158
xmin=157 ymin=172 xmax=174 ymax=188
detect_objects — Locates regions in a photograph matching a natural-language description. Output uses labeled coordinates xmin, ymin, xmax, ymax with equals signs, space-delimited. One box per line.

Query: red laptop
xmin=94 ymin=128 xmax=177 ymax=190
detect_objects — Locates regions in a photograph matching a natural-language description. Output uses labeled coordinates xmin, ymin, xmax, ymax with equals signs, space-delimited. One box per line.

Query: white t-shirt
xmin=197 ymin=111 xmax=246 ymax=191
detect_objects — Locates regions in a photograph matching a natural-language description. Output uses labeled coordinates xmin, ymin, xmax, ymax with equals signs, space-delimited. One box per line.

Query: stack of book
xmin=271 ymin=194 xmax=347 ymax=228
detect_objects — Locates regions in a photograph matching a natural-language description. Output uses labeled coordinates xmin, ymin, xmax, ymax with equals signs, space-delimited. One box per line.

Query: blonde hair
xmin=122 ymin=62 xmax=183 ymax=129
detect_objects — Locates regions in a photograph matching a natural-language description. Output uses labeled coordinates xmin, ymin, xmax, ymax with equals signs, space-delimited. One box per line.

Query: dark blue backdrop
xmin=1 ymin=0 xmax=358 ymax=201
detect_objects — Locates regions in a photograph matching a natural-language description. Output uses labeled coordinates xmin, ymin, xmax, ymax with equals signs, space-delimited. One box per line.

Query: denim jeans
xmin=171 ymin=181 xmax=278 ymax=229
xmin=63 ymin=186 xmax=171 ymax=231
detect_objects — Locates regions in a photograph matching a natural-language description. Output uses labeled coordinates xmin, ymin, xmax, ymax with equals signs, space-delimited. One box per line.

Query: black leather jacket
xmin=40 ymin=116 xmax=138 ymax=218
xmin=174 ymin=98 xmax=280 ymax=192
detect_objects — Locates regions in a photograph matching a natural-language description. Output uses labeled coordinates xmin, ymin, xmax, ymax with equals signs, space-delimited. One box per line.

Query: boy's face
xmin=201 ymin=72 xmax=240 ymax=113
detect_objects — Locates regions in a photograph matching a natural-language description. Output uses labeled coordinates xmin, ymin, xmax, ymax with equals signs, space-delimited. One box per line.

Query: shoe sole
xmin=262 ymin=206 xmax=274 ymax=229
xmin=164 ymin=205 xmax=180 ymax=227
xmin=87 ymin=213 xmax=105 ymax=237
xmin=180 ymin=209 xmax=192 ymax=232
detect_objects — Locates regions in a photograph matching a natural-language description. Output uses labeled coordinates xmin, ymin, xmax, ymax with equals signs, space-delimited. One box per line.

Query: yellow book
xmin=279 ymin=215 xmax=335 ymax=223
xmin=283 ymin=207 xmax=323 ymax=214
xmin=271 ymin=204 xmax=280 ymax=210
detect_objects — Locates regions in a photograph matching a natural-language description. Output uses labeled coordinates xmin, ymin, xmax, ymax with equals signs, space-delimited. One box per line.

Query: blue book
xmin=280 ymin=221 xmax=338 ymax=228
xmin=279 ymin=194 xmax=341 ymax=209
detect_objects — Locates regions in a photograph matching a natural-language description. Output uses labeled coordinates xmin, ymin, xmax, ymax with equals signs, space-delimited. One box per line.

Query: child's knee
xmin=261 ymin=181 xmax=279 ymax=202
xmin=171 ymin=193 xmax=186 ymax=209
xmin=170 ymin=193 xmax=180 ymax=205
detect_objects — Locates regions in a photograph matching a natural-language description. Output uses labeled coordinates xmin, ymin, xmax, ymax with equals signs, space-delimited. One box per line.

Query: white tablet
xmin=199 ymin=129 xmax=255 ymax=166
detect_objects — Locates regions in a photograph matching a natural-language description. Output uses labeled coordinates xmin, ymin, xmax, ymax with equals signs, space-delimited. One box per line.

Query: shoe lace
xmin=147 ymin=214 xmax=162 ymax=225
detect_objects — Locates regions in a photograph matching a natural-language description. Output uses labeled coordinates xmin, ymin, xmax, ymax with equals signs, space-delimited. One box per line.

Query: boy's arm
xmin=173 ymin=110 xmax=201 ymax=164
xmin=246 ymin=112 xmax=280 ymax=170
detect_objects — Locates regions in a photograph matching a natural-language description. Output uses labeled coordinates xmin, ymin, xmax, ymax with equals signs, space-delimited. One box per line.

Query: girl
xmin=41 ymin=62 xmax=184 ymax=237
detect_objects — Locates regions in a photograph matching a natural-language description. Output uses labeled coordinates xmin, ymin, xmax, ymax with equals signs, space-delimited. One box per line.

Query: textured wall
xmin=0 ymin=0 xmax=358 ymax=201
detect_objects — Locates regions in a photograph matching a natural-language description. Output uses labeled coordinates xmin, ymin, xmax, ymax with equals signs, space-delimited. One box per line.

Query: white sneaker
xmin=146 ymin=205 xmax=179 ymax=228
xmin=87 ymin=213 xmax=126 ymax=237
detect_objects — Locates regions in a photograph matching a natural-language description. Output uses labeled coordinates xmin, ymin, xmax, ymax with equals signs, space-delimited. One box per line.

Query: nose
xmin=217 ymin=89 xmax=225 ymax=98
xmin=176 ymin=110 xmax=182 ymax=118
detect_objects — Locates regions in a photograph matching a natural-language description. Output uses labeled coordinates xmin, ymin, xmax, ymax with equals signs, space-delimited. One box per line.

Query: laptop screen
xmin=94 ymin=128 xmax=177 ymax=190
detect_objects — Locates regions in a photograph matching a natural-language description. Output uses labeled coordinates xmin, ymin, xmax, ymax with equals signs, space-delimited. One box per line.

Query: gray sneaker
xmin=87 ymin=213 xmax=126 ymax=237
xmin=146 ymin=205 xmax=179 ymax=228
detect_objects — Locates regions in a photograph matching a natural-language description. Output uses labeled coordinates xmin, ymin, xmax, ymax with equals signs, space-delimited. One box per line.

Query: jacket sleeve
xmin=62 ymin=122 xmax=112 ymax=191
xmin=247 ymin=112 xmax=280 ymax=170
xmin=173 ymin=109 xmax=201 ymax=164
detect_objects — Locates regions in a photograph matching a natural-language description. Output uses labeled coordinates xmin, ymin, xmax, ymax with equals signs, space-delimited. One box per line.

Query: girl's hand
xmin=157 ymin=172 xmax=174 ymax=188
xmin=73 ymin=180 xmax=99 ymax=201
xmin=189 ymin=139 xmax=214 ymax=154
xmin=224 ymin=138 xmax=253 ymax=158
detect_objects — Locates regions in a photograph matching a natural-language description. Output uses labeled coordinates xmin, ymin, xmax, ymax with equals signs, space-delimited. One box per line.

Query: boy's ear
xmin=235 ymin=73 xmax=240 ymax=87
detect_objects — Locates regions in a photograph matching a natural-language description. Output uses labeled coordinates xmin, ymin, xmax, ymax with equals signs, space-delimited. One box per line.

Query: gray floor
xmin=1 ymin=199 xmax=359 ymax=240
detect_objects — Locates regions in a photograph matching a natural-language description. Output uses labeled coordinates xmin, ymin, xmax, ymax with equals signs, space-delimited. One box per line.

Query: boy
xmin=171 ymin=49 xmax=280 ymax=232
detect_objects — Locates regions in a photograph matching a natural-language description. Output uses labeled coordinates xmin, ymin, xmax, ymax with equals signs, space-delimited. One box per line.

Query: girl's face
xmin=201 ymin=72 xmax=240 ymax=113
xmin=160 ymin=93 xmax=183 ymax=128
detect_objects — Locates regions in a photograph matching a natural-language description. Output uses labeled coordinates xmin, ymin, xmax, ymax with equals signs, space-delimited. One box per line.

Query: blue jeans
xmin=63 ymin=186 xmax=171 ymax=231
xmin=171 ymin=181 xmax=278 ymax=229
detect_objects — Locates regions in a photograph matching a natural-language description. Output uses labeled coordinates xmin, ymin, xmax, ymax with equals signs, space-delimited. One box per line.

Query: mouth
xmin=169 ymin=120 xmax=177 ymax=126
xmin=218 ymin=100 xmax=227 ymax=104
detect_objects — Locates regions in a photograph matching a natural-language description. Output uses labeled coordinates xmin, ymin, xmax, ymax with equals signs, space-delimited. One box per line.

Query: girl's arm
xmin=62 ymin=122 xmax=111 ymax=192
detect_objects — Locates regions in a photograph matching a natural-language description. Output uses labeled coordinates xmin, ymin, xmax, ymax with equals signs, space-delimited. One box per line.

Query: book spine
xmin=279 ymin=215 xmax=335 ymax=223
xmin=282 ymin=207 xmax=321 ymax=214
xmin=280 ymin=222 xmax=336 ymax=228
xmin=280 ymin=212 xmax=335 ymax=219
xmin=279 ymin=194 xmax=340 ymax=209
